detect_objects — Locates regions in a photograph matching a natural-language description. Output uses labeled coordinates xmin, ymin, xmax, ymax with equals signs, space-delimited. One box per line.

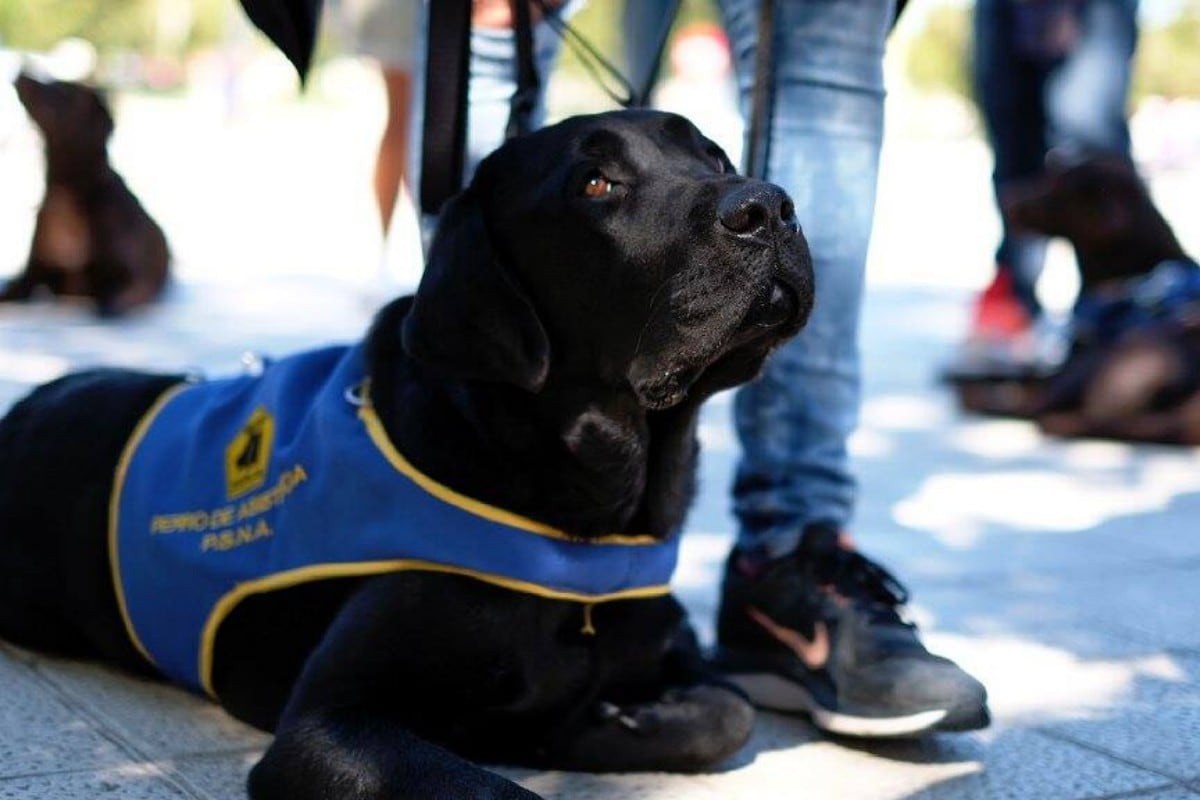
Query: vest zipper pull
xmin=580 ymin=602 xmax=596 ymax=636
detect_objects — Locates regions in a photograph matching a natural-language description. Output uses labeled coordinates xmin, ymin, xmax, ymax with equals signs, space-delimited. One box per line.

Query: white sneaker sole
xmin=729 ymin=672 xmax=949 ymax=738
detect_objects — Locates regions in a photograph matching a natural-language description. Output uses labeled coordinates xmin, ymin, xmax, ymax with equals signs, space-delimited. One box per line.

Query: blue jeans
xmin=718 ymin=0 xmax=896 ymax=556
xmin=974 ymin=0 xmax=1139 ymax=314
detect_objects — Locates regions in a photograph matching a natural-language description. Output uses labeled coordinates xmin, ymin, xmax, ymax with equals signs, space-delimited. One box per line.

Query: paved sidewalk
xmin=1 ymin=79 xmax=1199 ymax=799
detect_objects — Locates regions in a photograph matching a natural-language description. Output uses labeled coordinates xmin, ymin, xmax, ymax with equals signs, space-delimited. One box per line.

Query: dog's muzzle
xmin=717 ymin=181 xmax=812 ymax=333
xmin=743 ymin=278 xmax=801 ymax=330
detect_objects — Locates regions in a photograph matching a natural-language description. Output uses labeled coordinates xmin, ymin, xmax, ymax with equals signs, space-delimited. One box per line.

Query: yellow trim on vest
xmin=108 ymin=382 xmax=191 ymax=669
xmin=357 ymin=388 xmax=659 ymax=547
xmin=196 ymin=559 xmax=672 ymax=697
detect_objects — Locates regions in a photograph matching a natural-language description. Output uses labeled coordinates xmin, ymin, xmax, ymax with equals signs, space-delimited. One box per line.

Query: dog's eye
xmin=582 ymin=172 xmax=616 ymax=199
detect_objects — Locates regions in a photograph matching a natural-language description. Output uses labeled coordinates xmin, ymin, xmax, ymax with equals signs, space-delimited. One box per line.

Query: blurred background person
xmin=323 ymin=0 xmax=576 ymax=297
xmin=335 ymin=0 xmax=570 ymax=240
xmin=956 ymin=0 xmax=1140 ymax=375
xmin=337 ymin=0 xmax=418 ymax=238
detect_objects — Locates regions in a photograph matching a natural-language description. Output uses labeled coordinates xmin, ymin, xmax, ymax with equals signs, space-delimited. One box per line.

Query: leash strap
xmin=508 ymin=0 xmax=541 ymax=138
xmin=419 ymin=0 xmax=472 ymax=215
xmin=745 ymin=0 xmax=775 ymax=180
xmin=537 ymin=2 xmax=634 ymax=108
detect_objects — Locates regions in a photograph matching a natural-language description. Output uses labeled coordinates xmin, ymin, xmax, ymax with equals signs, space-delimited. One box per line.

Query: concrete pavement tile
xmin=1066 ymin=566 xmax=1200 ymax=652
xmin=0 ymin=650 xmax=131 ymax=779
xmin=498 ymin=768 xmax=726 ymax=800
xmin=494 ymin=715 xmax=819 ymax=799
xmin=169 ymin=751 xmax=263 ymax=800
xmin=1114 ymin=487 xmax=1200 ymax=563
xmin=850 ymin=727 xmax=1164 ymax=800
xmin=908 ymin=565 xmax=1200 ymax=656
xmin=904 ymin=583 xmax=1196 ymax=729
xmin=852 ymin=465 xmax=1200 ymax=586
xmin=1038 ymin=653 xmax=1200 ymax=783
xmin=33 ymin=658 xmax=270 ymax=760
xmin=0 ymin=765 xmax=192 ymax=800
xmin=908 ymin=582 xmax=1165 ymax=660
xmin=505 ymin=720 xmax=1166 ymax=800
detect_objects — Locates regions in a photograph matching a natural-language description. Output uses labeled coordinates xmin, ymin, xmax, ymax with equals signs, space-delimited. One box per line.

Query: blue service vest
xmin=110 ymin=344 xmax=679 ymax=697
xmin=1072 ymin=259 xmax=1200 ymax=345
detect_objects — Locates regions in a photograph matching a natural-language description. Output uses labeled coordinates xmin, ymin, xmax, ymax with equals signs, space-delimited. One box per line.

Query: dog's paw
xmin=553 ymin=684 xmax=754 ymax=773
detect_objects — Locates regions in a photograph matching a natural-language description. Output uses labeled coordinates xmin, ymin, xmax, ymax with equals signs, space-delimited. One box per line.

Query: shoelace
xmin=806 ymin=546 xmax=913 ymax=627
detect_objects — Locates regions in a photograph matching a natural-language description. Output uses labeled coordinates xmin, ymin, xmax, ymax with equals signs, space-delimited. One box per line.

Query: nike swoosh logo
xmin=747 ymin=606 xmax=829 ymax=670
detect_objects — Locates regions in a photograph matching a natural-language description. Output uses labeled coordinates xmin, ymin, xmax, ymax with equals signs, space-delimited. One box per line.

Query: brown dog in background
xmin=952 ymin=156 xmax=1200 ymax=444
xmin=0 ymin=73 xmax=169 ymax=316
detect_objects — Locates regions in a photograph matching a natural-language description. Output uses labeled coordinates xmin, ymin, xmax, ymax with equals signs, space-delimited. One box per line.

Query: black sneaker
xmin=713 ymin=526 xmax=990 ymax=737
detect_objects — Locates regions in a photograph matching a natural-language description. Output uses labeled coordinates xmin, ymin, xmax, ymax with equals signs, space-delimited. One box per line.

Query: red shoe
xmin=969 ymin=269 xmax=1033 ymax=340
xmin=943 ymin=269 xmax=1047 ymax=382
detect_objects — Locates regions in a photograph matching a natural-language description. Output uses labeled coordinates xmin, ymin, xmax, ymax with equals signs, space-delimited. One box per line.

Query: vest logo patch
xmin=225 ymin=407 xmax=274 ymax=498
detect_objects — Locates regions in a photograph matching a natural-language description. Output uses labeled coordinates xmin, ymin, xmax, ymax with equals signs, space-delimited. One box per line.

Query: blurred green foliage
xmin=904 ymin=4 xmax=974 ymax=100
xmin=3 ymin=0 xmax=1195 ymax=102
xmin=554 ymin=0 xmax=720 ymax=87
xmin=904 ymin=0 xmax=1200 ymax=103
xmin=0 ymin=0 xmax=229 ymax=54
xmin=1132 ymin=0 xmax=1200 ymax=99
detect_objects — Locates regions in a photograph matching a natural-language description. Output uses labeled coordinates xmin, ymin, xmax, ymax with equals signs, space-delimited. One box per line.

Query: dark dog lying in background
xmin=0 ymin=110 xmax=812 ymax=799
xmin=0 ymin=73 xmax=169 ymax=316
xmin=952 ymin=156 xmax=1200 ymax=444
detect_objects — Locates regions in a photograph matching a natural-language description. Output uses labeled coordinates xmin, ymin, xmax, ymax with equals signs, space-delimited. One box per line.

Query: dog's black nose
xmin=717 ymin=183 xmax=795 ymax=239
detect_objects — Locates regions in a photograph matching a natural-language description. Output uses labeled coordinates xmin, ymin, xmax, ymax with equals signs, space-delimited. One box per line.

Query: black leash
xmin=533 ymin=0 xmax=682 ymax=109
xmin=418 ymin=0 xmax=472 ymax=215
xmin=745 ymin=0 xmax=775 ymax=180
xmin=507 ymin=0 xmax=540 ymax=138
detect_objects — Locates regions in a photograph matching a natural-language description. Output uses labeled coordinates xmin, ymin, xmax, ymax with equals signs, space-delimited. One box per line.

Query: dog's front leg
xmin=248 ymin=709 xmax=541 ymax=800
xmin=550 ymin=684 xmax=753 ymax=773
xmin=549 ymin=622 xmax=754 ymax=773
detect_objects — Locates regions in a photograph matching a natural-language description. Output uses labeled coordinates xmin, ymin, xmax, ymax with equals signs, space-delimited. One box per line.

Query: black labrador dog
xmin=0 ymin=73 xmax=170 ymax=315
xmin=951 ymin=156 xmax=1200 ymax=443
xmin=0 ymin=110 xmax=812 ymax=799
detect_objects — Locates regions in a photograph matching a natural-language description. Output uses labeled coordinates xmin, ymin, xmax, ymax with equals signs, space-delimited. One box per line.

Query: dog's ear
xmin=401 ymin=190 xmax=550 ymax=392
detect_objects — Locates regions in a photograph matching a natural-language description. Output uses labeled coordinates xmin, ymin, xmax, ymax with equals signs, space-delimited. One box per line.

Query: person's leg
xmin=1044 ymin=0 xmax=1138 ymax=159
xmin=722 ymin=0 xmax=893 ymax=553
xmin=973 ymin=0 xmax=1051 ymax=319
xmin=374 ymin=65 xmax=415 ymax=235
xmin=340 ymin=0 xmax=419 ymax=236
xmin=714 ymin=0 xmax=989 ymax=737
